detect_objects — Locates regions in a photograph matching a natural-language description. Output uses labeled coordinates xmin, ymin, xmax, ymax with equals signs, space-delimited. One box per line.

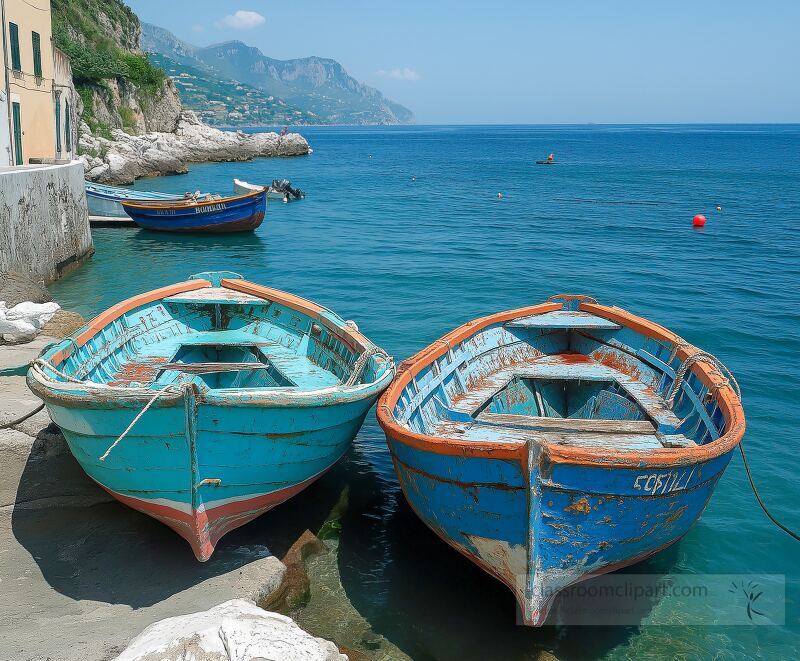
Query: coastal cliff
xmin=79 ymin=110 xmax=309 ymax=184
xmin=52 ymin=0 xmax=309 ymax=184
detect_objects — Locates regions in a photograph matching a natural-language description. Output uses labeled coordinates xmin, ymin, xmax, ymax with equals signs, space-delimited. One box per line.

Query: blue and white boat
xmin=85 ymin=182 xmax=191 ymax=218
xmin=28 ymin=272 xmax=395 ymax=560
xmin=377 ymin=295 xmax=745 ymax=625
xmin=121 ymin=189 xmax=266 ymax=233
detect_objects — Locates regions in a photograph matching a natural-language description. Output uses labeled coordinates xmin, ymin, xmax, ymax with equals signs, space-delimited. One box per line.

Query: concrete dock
xmin=0 ymin=335 xmax=287 ymax=660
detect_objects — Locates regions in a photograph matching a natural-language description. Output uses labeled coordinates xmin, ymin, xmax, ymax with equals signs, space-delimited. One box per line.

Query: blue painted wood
xmin=121 ymin=190 xmax=266 ymax=233
xmin=380 ymin=304 xmax=742 ymax=625
xmin=28 ymin=272 xmax=395 ymax=560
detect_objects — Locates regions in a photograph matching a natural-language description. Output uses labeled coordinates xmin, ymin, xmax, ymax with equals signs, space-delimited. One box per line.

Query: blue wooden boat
xmin=85 ymin=182 xmax=191 ymax=218
xmin=121 ymin=189 xmax=266 ymax=233
xmin=28 ymin=272 xmax=395 ymax=560
xmin=377 ymin=295 xmax=745 ymax=625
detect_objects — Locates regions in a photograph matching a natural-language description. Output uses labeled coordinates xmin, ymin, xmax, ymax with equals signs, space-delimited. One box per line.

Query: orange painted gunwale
xmin=50 ymin=279 xmax=212 ymax=365
xmin=376 ymin=300 xmax=745 ymax=469
xmin=119 ymin=189 xmax=264 ymax=211
xmin=49 ymin=276 xmax=371 ymax=368
xmin=221 ymin=279 xmax=371 ymax=354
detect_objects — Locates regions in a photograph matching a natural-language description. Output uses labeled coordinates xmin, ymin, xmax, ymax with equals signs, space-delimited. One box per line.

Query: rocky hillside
xmin=148 ymin=53 xmax=319 ymax=127
xmin=142 ymin=24 xmax=415 ymax=126
xmin=52 ymin=0 xmax=182 ymax=138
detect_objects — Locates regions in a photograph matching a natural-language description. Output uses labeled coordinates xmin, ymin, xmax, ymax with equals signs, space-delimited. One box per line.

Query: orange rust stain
xmin=564 ymin=497 xmax=591 ymax=514
xmin=593 ymin=349 xmax=642 ymax=380
xmin=661 ymin=505 xmax=688 ymax=527
xmin=554 ymin=353 xmax=593 ymax=365
xmin=107 ymin=356 xmax=169 ymax=387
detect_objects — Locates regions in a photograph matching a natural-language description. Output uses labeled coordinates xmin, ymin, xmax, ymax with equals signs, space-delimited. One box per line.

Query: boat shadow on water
xmin=328 ymin=430 xmax=686 ymax=660
xmin=9 ymin=426 xmax=347 ymax=610
xmin=12 ymin=423 xmax=684 ymax=658
xmin=131 ymin=227 xmax=269 ymax=250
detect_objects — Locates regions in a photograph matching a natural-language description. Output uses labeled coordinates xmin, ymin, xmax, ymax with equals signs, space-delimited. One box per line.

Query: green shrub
xmin=118 ymin=105 xmax=137 ymax=132
xmin=52 ymin=0 xmax=165 ymax=100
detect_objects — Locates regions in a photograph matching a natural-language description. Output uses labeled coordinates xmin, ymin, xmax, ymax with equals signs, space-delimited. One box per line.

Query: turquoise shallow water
xmin=53 ymin=125 xmax=800 ymax=659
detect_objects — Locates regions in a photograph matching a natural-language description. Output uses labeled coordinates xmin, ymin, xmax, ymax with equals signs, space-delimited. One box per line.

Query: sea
xmin=52 ymin=125 xmax=800 ymax=659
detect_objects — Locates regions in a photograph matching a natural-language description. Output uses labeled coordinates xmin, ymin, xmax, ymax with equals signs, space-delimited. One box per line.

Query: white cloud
xmin=376 ymin=68 xmax=421 ymax=82
xmin=219 ymin=10 xmax=266 ymax=30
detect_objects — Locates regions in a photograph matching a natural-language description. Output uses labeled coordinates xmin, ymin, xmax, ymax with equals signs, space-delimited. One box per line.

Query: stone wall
xmin=0 ymin=161 xmax=93 ymax=283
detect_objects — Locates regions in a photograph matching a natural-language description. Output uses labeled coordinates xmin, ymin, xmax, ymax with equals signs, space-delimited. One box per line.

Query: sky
xmin=126 ymin=0 xmax=800 ymax=124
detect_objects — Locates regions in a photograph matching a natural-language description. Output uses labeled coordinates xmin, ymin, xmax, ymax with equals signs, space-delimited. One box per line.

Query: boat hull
xmin=122 ymin=190 xmax=266 ymax=233
xmin=28 ymin=272 xmax=395 ymax=560
xmin=46 ymin=393 xmax=374 ymax=560
xmin=377 ymin=297 xmax=745 ymax=625
xmin=387 ymin=434 xmax=734 ymax=624
xmin=85 ymin=183 xmax=185 ymax=218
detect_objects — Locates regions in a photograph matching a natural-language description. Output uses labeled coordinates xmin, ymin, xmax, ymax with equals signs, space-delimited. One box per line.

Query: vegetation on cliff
xmin=51 ymin=0 xmax=171 ymax=139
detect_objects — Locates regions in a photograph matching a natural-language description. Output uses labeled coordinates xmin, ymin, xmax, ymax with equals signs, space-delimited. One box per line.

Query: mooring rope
xmin=665 ymin=349 xmax=798 ymax=541
xmin=98 ymin=385 xmax=180 ymax=461
xmin=345 ymin=347 xmax=390 ymax=387
xmin=665 ymin=350 xmax=741 ymax=408
xmin=739 ymin=440 xmax=800 ymax=542
xmin=0 ymin=402 xmax=45 ymax=429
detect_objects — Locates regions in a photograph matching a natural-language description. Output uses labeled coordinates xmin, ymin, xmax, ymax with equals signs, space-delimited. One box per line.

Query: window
xmin=55 ymin=94 xmax=62 ymax=154
xmin=9 ymin=23 xmax=20 ymax=71
xmin=32 ymin=31 xmax=42 ymax=78
xmin=12 ymin=102 xmax=23 ymax=165
xmin=65 ymin=101 xmax=72 ymax=152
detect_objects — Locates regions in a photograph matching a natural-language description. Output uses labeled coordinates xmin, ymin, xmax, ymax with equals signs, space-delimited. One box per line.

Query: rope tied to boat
xmin=30 ymin=357 xmax=184 ymax=461
xmin=345 ymin=346 xmax=391 ymax=387
xmin=98 ymin=384 xmax=183 ymax=461
xmin=665 ymin=350 xmax=741 ymax=408
xmin=661 ymin=348 xmax=797 ymax=540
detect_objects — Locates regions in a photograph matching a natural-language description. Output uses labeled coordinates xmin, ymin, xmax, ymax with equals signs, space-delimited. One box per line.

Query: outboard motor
xmin=271 ymin=179 xmax=305 ymax=200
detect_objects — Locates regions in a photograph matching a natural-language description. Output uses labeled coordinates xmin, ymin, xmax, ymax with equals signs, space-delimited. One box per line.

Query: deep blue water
xmin=53 ymin=125 xmax=800 ymax=659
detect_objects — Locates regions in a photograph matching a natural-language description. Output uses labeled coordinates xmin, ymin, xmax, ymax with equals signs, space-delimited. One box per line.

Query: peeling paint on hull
xmin=29 ymin=272 xmax=395 ymax=560
xmin=378 ymin=296 xmax=745 ymax=625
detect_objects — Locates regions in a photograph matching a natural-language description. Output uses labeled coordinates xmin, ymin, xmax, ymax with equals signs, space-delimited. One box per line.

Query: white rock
xmin=0 ymin=301 xmax=60 ymax=342
xmin=115 ymin=599 xmax=346 ymax=661
xmin=84 ymin=110 xmax=310 ymax=185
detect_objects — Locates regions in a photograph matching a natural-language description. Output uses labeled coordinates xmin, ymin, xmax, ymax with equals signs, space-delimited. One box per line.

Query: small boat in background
xmin=121 ymin=188 xmax=266 ymax=233
xmin=28 ymin=271 xmax=395 ymax=560
xmin=536 ymin=153 xmax=557 ymax=165
xmin=377 ymin=295 xmax=745 ymax=625
xmin=85 ymin=182 xmax=205 ymax=218
xmin=234 ymin=178 xmax=305 ymax=202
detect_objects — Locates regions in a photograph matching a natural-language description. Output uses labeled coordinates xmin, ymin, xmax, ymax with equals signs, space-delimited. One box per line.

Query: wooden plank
xmin=433 ymin=419 xmax=663 ymax=451
xmin=506 ymin=311 xmax=622 ymax=330
xmin=476 ymin=411 xmax=656 ymax=434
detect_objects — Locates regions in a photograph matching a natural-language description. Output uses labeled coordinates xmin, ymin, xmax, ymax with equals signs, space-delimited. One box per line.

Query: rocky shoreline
xmin=79 ymin=109 xmax=311 ymax=186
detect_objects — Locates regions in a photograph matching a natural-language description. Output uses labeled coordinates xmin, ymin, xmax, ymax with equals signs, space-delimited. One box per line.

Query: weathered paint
xmin=28 ymin=272 xmax=395 ymax=560
xmin=377 ymin=296 xmax=745 ymax=625
xmin=120 ymin=190 xmax=266 ymax=232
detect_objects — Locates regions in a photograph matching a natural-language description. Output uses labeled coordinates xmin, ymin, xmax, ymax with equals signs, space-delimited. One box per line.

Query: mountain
xmin=142 ymin=23 xmax=414 ymax=126
xmin=149 ymin=53 xmax=319 ymax=126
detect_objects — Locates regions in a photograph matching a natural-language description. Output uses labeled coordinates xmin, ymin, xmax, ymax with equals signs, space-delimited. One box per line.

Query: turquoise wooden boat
xmin=377 ymin=295 xmax=745 ymax=624
xmin=28 ymin=272 xmax=395 ymax=560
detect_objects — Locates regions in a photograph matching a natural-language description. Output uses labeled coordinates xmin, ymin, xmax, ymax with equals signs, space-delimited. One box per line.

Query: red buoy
xmin=692 ymin=214 xmax=706 ymax=228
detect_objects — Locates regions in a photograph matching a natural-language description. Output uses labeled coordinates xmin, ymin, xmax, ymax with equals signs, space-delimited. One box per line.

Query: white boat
xmin=234 ymin=178 xmax=304 ymax=202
